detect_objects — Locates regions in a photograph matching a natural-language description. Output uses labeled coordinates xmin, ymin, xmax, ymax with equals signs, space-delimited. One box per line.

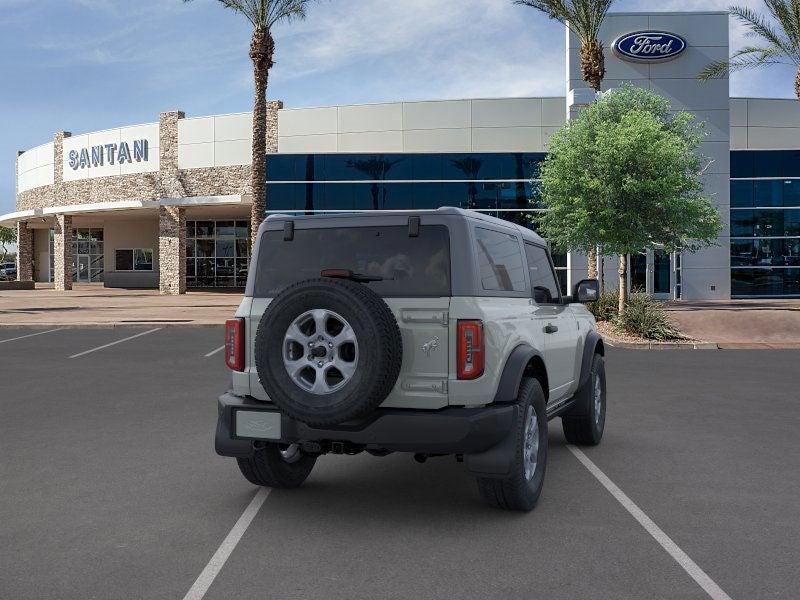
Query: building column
xmin=159 ymin=205 xmax=186 ymax=295
xmin=16 ymin=221 xmax=34 ymax=282
xmin=53 ymin=214 xmax=73 ymax=291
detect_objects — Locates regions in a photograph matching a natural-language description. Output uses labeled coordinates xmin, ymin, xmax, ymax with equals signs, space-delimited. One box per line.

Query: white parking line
xmin=68 ymin=328 xmax=162 ymax=359
xmin=568 ymin=446 xmax=733 ymax=600
xmin=0 ymin=328 xmax=63 ymax=345
xmin=183 ymin=488 xmax=270 ymax=600
xmin=204 ymin=345 xmax=225 ymax=358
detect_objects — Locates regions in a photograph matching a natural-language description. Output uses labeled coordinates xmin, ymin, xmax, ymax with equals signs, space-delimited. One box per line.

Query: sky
xmin=1 ymin=0 xmax=797 ymax=215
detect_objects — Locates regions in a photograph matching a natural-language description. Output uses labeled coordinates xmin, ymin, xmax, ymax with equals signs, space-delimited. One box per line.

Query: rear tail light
xmin=225 ymin=318 xmax=245 ymax=371
xmin=457 ymin=320 xmax=484 ymax=380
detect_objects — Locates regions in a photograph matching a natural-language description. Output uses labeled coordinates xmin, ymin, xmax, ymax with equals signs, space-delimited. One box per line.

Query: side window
xmin=525 ymin=243 xmax=561 ymax=304
xmin=474 ymin=227 xmax=526 ymax=292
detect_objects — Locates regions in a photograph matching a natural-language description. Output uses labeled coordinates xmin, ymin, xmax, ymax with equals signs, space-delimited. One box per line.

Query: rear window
xmin=255 ymin=225 xmax=451 ymax=297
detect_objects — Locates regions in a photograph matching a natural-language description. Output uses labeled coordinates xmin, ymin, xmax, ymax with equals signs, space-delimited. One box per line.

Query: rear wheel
xmin=236 ymin=443 xmax=317 ymax=488
xmin=562 ymin=354 xmax=606 ymax=445
xmin=477 ymin=377 xmax=548 ymax=511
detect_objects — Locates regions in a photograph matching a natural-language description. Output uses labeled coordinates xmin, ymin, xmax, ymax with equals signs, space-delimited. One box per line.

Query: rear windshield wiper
xmin=321 ymin=269 xmax=384 ymax=283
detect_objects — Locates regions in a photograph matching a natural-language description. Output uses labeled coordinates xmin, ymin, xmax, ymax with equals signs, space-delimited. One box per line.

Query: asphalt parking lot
xmin=1 ymin=327 xmax=799 ymax=600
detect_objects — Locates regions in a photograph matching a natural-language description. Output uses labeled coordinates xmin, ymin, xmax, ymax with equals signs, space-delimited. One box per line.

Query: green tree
xmin=514 ymin=0 xmax=616 ymax=279
xmin=536 ymin=85 xmax=722 ymax=313
xmin=699 ymin=2 xmax=800 ymax=100
xmin=0 ymin=226 xmax=15 ymax=263
xmin=184 ymin=0 xmax=315 ymax=249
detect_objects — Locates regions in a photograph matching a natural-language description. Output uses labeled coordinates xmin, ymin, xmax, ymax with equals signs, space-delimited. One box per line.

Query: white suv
xmin=216 ymin=208 xmax=605 ymax=511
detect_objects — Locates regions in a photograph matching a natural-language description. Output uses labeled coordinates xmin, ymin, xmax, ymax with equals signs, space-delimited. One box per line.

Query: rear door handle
xmin=544 ymin=323 xmax=559 ymax=334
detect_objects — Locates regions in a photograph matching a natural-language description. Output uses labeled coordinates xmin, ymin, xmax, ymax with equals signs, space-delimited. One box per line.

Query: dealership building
xmin=4 ymin=10 xmax=800 ymax=299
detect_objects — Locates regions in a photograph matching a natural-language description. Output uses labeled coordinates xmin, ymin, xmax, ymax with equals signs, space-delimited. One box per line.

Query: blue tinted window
xmin=730 ymin=181 xmax=753 ymax=208
xmin=412 ymin=155 xmax=443 ymax=180
xmin=730 ymin=151 xmax=754 ymax=178
xmin=267 ymin=155 xmax=297 ymax=181
xmin=381 ymin=183 xmax=414 ymax=210
xmin=267 ymin=184 xmax=298 ymax=211
xmin=732 ymin=268 xmax=800 ymax=296
xmin=754 ymin=180 xmax=783 ymax=207
xmin=439 ymin=182 xmax=469 ymax=208
xmin=323 ymin=183 xmax=352 ymax=210
xmin=754 ymin=151 xmax=783 ymax=177
xmin=731 ymin=239 xmax=800 ymax=267
xmin=781 ymin=150 xmax=800 ymax=177
xmin=413 ymin=183 xmax=444 ymax=209
xmin=783 ymin=180 xmax=800 ymax=207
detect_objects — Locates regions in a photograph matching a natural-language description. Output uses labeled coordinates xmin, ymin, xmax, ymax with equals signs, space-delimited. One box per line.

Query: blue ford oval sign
xmin=613 ymin=31 xmax=687 ymax=62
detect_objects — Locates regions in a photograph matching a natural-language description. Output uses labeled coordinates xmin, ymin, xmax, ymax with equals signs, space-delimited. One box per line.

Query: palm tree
xmin=699 ymin=2 xmax=800 ymax=101
xmin=515 ymin=0 xmax=615 ymax=280
xmin=184 ymin=0 xmax=314 ymax=249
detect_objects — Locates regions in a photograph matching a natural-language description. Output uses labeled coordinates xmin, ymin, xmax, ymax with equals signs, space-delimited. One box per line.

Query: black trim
xmin=491 ymin=344 xmax=543 ymax=404
xmin=578 ymin=331 xmax=604 ymax=390
xmin=216 ymin=392 xmax=516 ymax=456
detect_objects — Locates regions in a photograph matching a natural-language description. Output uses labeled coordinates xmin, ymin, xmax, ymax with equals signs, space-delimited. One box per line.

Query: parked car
xmin=0 ymin=262 xmax=16 ymax=281
xmin=216 ymin=208 xmax=606 ymax=511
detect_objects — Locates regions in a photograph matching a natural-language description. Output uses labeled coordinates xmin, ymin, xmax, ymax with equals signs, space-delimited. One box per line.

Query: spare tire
xmin=255 ymin=278 xmax=402 ymax=427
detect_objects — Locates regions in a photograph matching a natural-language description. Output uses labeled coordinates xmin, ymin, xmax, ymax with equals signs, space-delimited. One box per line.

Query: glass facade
xmin=186 ymin=220 xmax=251 ymax=288
xmin=731 ymin=151 xmax=800 ymax=297
xmin=265 ymin=152 xmax=571 ymax=292
xmin=47 ymin=228 xmax=105 ymax=283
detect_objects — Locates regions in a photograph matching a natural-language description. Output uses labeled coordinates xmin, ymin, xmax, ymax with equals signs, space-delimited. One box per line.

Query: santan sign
xmin=68 ymin=139 xmax=149 ymax=170
xmin=613 ymin=31 xmax=687 ymax=62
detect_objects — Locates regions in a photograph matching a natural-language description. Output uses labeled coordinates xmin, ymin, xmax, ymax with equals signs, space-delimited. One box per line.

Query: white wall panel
xmin=338 ymin=131 xmax=403 ymax=152
xmin=690 ymin=110 xmax=729 ymax=142
xmin=748 ymin=98 xmax=800 ymax=128
xmin=214 ymin=113 xmax=252 ymax=142
xmin=338 ymin=103 xmax=403 ymax=133
xmin=178 ymin=142 xmax=214 ymax=169
xmin=472 ymin=127 xmax=543 ymax=152
xmin=650 ymin=78 xmax=729 ymax=111
xmin=730 ymin=126 xmax=748 ymax=149
xmin=403 ymin=100 xmax=471 ymax=130
xmin=471 ymin=98 xmax=542 ymax=128
xmin=278 ymin=107 xmax=338 ymax=137
xmin=541 ymin=98 xmax=566 ymax=126
xmin=214 ymin=139 xmax=250 ymax=166
xmin=179 ymin=117 xmax=214 ymax=144
xmin=746 ymin=127 xmax=800 ymax=149
xmin=278 ymin=134 xmax=338 ymax=153
xmin=729 ymin=99 xmax=748 ymax=127
xmin=402 ymin=128 xmax=471 ymax=152
xmin=648 ymin=13 xmax=729 ymax=47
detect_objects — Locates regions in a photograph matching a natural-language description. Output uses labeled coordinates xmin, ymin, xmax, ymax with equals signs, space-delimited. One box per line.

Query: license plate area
xmin=234 ymin=410 xmax=282 ymax=440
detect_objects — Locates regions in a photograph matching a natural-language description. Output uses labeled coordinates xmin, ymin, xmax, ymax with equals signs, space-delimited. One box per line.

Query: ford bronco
xmin=216 ymin=208 xmax=605 ymax=511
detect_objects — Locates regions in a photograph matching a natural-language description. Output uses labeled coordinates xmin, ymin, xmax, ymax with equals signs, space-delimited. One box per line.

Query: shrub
xmin=617 ymin=293 xmax=684 ymax=341
xmin=588 ymin=291 xmax=619 ymax=322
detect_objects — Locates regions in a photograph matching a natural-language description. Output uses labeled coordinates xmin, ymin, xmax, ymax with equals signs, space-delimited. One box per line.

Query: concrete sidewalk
xmin=665 ymin=300 xmax=800 ymax=349
xmin=0 ymin=284 xmax=241 ymax=327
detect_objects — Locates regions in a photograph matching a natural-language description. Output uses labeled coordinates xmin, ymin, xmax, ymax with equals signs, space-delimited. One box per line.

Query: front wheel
xmin=562 ymin=354 xmax=606 ymax=445
xmin=477 ymin=377 xmax=548 ymax=512
xmin=237 ymin=443 xmax=317 ymax=488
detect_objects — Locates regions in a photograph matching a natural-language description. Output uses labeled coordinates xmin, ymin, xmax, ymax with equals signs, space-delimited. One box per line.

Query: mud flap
xmin=464 ymin=404 xmax=522 ymax=478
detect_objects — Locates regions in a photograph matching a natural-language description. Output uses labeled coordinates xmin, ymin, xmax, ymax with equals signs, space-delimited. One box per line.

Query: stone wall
xmin=53 ymin=214 xmax=73 ymax=291
xmin=158 ymin=206 xmax=186 ymax=295
xmin=16 ymin=222 xmax=33 ymax=282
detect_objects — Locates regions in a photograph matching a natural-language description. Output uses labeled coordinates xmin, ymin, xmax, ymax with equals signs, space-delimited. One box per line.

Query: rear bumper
xmin=215 ymin=392 xmax=517 ymax=458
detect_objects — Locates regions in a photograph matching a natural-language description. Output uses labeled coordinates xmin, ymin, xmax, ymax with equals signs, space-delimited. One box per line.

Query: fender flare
xmin=578 ymin=331 xmax=605 ymax=390
xmin=492 ymin=343 xmax=546 ymax=405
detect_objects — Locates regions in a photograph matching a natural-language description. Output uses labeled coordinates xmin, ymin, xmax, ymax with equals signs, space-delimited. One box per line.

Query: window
xmin=524 ymin=243 xmax=561 ymax=303
xmin=474 ymin=227 xmax=526 ymax=292
xmin=115 ymin=249 xmax=153 ymax=271
xmin=186 ymin=220 xmax=251 ymax=288
xmin=255 ymin=225 xmax=451 ymax=297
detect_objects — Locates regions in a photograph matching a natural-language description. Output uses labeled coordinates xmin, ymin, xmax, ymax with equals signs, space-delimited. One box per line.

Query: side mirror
xmin=574 ymin=279 xmax=599 ymax=304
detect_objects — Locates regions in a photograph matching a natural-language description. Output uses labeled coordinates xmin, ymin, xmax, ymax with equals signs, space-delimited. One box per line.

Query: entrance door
xmin=652 ymin=250 xmax=672 ymax=299
xmin=630 ymin=252 xmax=647 ymax=293
xmin=77 ymin=256 xmax=90 ymax=282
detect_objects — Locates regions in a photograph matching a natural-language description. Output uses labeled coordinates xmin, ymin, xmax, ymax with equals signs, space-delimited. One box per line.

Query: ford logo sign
xmin=613 ymin=31 xmax=687 ymax=62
